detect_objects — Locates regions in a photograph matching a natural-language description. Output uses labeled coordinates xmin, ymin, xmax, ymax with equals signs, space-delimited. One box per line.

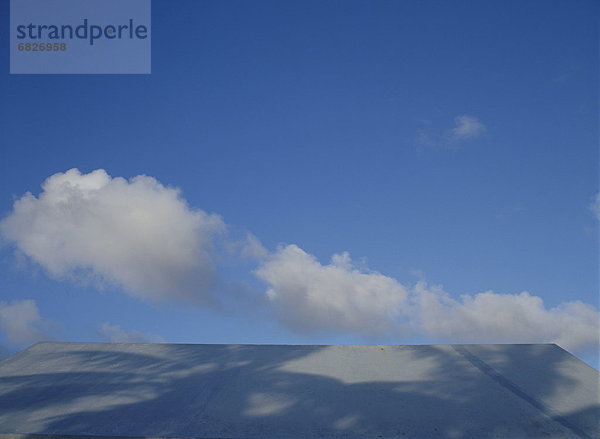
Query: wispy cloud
xmin=0 ymin=300 xmax=53 ymax=346
xmin=415 ymin=114 xmax=486 ymax=149
xmin=589 ymin=192 xmax=600 ymax=220
xmin=448 ymin=115 xmax=486 ymax=141
xmin=98 ymin=323 xmax=165 ymax=344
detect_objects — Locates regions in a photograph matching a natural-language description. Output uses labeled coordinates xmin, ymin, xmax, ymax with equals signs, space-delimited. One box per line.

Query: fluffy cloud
xmin=449 ymin=115 xmax=486 ymax=141
xmin=414 ymin=282 xmax=599 ymax=352
xmin=98 ymin=323 xmax=165 ymax=343
xmin=0 ymin=300 xmax=52 ymax=346
xmin=0 ymin=169 xmax=224 ymax=304
xmin=255 ymin=245 xmax=409 ymax=334
xmin=2 ymin=170 xmax=597 ymax=355
xmin=256 ymin=246 xmax=599 ymax=353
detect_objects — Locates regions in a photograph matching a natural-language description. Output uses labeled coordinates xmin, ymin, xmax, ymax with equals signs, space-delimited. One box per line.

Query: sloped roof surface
xmin=0 ymin=342 xmax=598 ymax=439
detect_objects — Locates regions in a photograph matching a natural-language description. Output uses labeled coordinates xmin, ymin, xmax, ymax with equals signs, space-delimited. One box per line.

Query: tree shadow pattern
xmin=0 ymin=342 xmax=598 ymax=439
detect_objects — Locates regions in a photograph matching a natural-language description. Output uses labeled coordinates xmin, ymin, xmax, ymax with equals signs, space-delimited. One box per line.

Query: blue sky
xmin=0 ymin=0 xmax=598 ymax=367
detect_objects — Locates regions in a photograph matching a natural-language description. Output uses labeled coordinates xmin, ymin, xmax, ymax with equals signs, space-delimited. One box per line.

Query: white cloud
xmin=0 ymin=169 xmax=225 ymax=304
xmin=449 ymin=115 xmax=486 ymax=141
xmin=256 ymin=245 xmax=599 ymax=353
xmin=255 ymin=245 xmax=409 ymax=334
xmin=415 ymin=115 xmax=486 ymax=149
xmin=2 ymin=170 xmax=597 ymax=356
xmin=0 ymin=300 xmax=52 ymax=346
xmin=414 ymin=282 xmax=599 ymax=352
xmin=589 ymin=192 xmax=600 ymax=220
xmin=98 ymin=323 xmax=164 ymax=344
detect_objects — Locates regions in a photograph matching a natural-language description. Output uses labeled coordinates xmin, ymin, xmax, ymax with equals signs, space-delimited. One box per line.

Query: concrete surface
xmin=0 ymin=342 xmax=598 ymax=439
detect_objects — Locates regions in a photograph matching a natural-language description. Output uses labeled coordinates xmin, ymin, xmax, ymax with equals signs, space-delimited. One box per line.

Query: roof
xmin=0 ymin=342 xmax=598 ymax=439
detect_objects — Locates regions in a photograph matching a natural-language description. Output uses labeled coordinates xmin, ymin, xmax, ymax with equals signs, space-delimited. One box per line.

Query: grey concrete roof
xmin=0 ymin=342 xmax=598 ymax=439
